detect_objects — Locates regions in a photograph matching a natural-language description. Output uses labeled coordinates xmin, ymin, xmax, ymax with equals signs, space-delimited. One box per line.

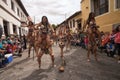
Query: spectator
xmin=6 ymin=42 xmax=13 ymax=53
xmin=99 ymin=34 xmax=105 ymax=53
xmin=0 ymin=39 xmax=6 ymax=68
xmin=80 ymin=37 xmax=85 ymax=48
xmin=84 ymin=36 xmax=88 ymax=49
xmin=100 ymin=31 xmax=104 ymax=36
xmin=7 ymin=37 xmax=12 ymax=44
xmin=102 ymin=32 xmax=110 ymax=46
xmin=106 ymin=41 xmax=115 ymax=57
xmin=23 ymin=35 xmax=27 ymax=49
xmin=114 ymin=25 xmax=120 ymax=63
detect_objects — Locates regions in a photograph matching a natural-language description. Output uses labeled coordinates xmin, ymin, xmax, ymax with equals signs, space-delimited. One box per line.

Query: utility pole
xmin=64 ymin=13 xmax=67 ymax=34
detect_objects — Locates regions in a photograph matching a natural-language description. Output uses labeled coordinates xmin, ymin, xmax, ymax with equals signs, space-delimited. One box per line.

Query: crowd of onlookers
xmin=0 ymin=35 xmax=27 ymax=68
xmin=71 ymin=25 xmax=120 ymax=63
xmin=99 ymin=25 xmax=120 ymax=63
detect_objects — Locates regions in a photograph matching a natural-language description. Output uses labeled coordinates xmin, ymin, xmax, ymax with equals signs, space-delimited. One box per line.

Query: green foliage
xmin=52 ymin=24 xmax=56 ymax=29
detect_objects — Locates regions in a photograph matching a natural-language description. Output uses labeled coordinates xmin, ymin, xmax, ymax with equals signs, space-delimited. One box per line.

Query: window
xmin=78 ymin=23 xmax=81 ymax=30
xmin=25 ymin=17 xmax=27 ymax=20
xmin=116 ymin=0 xmax=120 ymax=9
xmin=93 ymin=0 xmax=109 ymax=16
xmin=23 ymin=15 xmax=24 ymax=18
xmin=11 ymin=1 xmax=15 ymax=11
xmin=73 ymin=19 xmax=75 ymax=27
xmin=2 ymin=0 xmax=7 ymax=4
xmin=17 ymin=8 xmax=19 ymax=16
xmin=21 ymin=12 xmax=22 ymax=17
xmin=13 ymin=25 xmax=16 ymax=34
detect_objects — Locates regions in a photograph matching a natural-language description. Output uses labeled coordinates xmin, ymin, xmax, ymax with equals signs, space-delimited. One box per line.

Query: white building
xmin=58 ymin=11 xmax=82 ymax=34
xmin=0 ymin=0 xmax=29 ymax=37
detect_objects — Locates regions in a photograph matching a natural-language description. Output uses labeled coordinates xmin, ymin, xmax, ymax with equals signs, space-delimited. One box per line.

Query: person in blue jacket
xmin=0 ymin=39 xmax=6 ymax=68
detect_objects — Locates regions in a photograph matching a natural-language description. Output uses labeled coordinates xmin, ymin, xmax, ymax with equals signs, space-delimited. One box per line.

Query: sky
xmin=21 ymin=0 xmax=81 ymax=25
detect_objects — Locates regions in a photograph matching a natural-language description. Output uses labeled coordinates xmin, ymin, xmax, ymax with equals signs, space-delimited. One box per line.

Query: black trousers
xmin=106 ymin=51 xmax=114 ymax=57
xmin=115 ymin=43 xmax=120 ymax=56
xmin=0 ymin=53 xmax=6 ymax=67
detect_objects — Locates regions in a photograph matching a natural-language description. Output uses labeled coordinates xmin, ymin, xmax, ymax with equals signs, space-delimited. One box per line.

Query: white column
xmin=0 ymin=17 xmax=5 ymax=36
xmin=0 ymin=17 xmax=3 ymax=27
xmin=16 ymin=26 xmax=19 ymax=35
xmin=9 ymin=22 xmax=13 ymax=35
xmin=20 ymin=27 xmax=23 ymax=36
xmin=75 ymin=20 xmax=77 ymax=33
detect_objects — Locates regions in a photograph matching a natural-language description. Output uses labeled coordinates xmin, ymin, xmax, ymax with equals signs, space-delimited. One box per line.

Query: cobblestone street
xmin=0 ymin=45 xmax=120 ymax=80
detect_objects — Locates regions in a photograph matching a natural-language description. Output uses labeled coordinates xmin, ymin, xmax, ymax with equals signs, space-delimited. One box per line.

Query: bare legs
xmin=28 ymin=44 xmax=32 ymax=57
xmin=87 ymin=43 xmax=98 ymax=61
xmin=37 ymin=47 xmax=55 ymax=68
xmin=87 ymin=28 xmax=99 ymax=62
xmin=87 ymin=44 xmax=91 ymax=61
xmin=61 ymin=47 xmax=64 ymax=58
xmin=37 ymin=35 xmax=55 ymax=68
xmin=37 ymin=52 xmax=43 ymax=68
xmin=49 ymin=47 xmax=55 ymax=66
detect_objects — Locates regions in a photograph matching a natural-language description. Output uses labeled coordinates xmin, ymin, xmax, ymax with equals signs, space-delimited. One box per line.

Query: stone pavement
xmin=0 ymin=45 xmax=120 ymax=80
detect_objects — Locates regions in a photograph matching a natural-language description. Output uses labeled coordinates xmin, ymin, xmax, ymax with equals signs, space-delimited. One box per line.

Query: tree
xmin=52 ymin=24 xmax=57 ymax=29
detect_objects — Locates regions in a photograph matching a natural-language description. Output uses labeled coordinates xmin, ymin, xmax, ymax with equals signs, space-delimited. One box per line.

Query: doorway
xmin=3 ymin=20 xmax=9 ymax=37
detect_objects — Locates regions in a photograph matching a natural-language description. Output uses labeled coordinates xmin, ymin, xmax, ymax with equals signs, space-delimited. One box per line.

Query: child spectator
xmin=106 ymin=41 xmax=115 ymax=57
xmin=84 ymin=36 xmax=88 ymax=49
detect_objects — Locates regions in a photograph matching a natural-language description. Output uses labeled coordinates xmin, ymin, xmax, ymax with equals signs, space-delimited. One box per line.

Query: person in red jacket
xmin=111 ymin=25 xmax=120 ymax=63
xmin=114 ymin=25 xmax=120 ymax=63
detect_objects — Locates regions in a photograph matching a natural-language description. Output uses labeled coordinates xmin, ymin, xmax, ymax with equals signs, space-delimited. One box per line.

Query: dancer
xmin=83 ymin=12 xmax=101 ymax=61
xmin=36 ymin=16 xmax=55 ymax=68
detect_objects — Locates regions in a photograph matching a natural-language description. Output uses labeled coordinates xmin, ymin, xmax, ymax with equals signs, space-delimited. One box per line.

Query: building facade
xmin=58 ymin=11 xmax=82 ymax=34
xmin=0 ymin=0 xmax=29 ymax=37
xmin=56 ymin=23 xmax=66 ymax=36
xmin=54 ymin=0 xmax=120 ymax=33
xmin=67 ymin=11 xmax=82 ymax=33
xmin=81 ymin=0 xmax=120 ymax=32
